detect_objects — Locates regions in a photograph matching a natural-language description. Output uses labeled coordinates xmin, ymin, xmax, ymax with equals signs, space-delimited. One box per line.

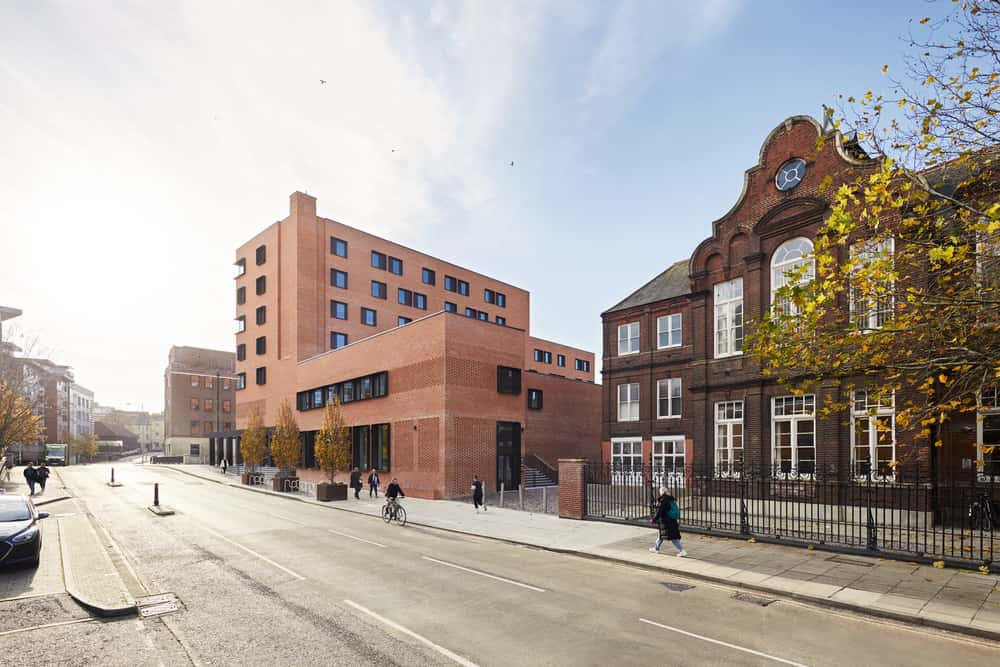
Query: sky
xmin=0 ymin=1 xmax=945 ymax=412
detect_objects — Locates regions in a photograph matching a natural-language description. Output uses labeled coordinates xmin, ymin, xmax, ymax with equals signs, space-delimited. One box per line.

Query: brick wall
xmin=558 ymin=458 xmax=587 ymax=519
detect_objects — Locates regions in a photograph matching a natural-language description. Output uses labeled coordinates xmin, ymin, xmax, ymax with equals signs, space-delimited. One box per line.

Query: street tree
xmin=749 ymin=1 xmax=1000 ymax=459
xmin=314 ymin=396 xmax=350 ymax=483
xmin=72 ymin=432 xmax=98 ymax=462
xmin=240 ymin=407 xmax=267 ymax=472
xmin=270 ymin=399 xmax=301 ymax=476
xmin=0 ymin=331 xmax=45 ymax=458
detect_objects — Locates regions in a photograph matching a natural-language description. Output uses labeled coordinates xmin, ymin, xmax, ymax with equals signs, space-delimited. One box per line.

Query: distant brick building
xmin=164 ymin=346 xmax=238 ymax=463
xmin=222 ymin=191 xmax=600 ymax=498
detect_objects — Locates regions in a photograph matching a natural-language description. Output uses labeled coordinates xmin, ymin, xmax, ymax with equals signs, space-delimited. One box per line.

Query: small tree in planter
xmin=240 ymin=407 xmax=266 ymax=485
xmin=314 ymin=396 xmax=351 ymax=501
xmin=270 ymin=398 xmax=301 ymax=492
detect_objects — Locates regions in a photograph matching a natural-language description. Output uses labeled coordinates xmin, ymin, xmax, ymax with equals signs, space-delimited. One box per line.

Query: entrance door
xmin=496 ymin=421 xmax=521 ymax=490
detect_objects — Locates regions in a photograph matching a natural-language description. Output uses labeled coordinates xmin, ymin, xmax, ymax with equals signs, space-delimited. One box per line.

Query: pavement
xmin=161 ymin=463 xmax=1000 ymax=641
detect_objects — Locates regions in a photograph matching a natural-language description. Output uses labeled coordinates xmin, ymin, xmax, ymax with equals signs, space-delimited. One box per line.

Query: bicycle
xmin=382 ymin=497 xmax=406 ymax=526
xmin=968 ymin=491 xmax=999 ymax=532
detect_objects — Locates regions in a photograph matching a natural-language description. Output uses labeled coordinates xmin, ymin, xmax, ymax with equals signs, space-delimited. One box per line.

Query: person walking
xmin=36 ymin=463 xmax=50 ymax=494
xmin=367 ymin=469 xmax=380 ymax=498
xmin=350 ymin=467 xmax=362 ymax=499
xmin=219 ymin=458 xmax=228 ymax=474
xmin=649 ymin=487 xmax=686 ymax=556
xmin=471 ymin=474 xmax=486 ymax=513
xmin=23 ymin=462 xmax=37 ymax=496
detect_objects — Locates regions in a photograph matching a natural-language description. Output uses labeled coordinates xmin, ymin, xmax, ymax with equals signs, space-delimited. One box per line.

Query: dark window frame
xmin=255 ymin=305 xmax=266 ymax=325
xmin=255 ymin=275 xmax=266 ymax=295
xmin=388 ymin=256 xmax=403 ymax=275
xmin=296 ymin=371 xmax=390 ymax=411
xmin=444 ymin=302 xmax=457 ymax=313
xmin=237 ymin=372 xmax=246 ymax=390
xmin=496 ymin=316 xmax=506 ymax=326
xmin=528 ymin=389 xmax=543 ymax=410
xmin=458 ymin=280 xmax=469 ymax=296
xmin=331 ymin=331 xmax=348 ymax=349
xmin=255 ymin=245 xmax=266 ymax=265
xmin=414 ymin=293 xmax=427 ymax=310
xmin=331 ymin=300 xmax=348 ymax=320
xmin=398 ymin=288 xmax=413 ymax=306
xmin=236 ymin=344 xmax=246 ymax=361
xmin=444 ymin=275 xmax=457 ymax=292
xmin=422 ymin=268 xmax=436 ymax=285
xmin=331 ymin=269 xmax=348 ymax=289
xmin=361 ymin=307 xmax=377 ymax=327
xmin=372 ymin=280 xmax=387 ymax=299
xmin=236 ymin=286 xmax=246 ymax=305
xmin=371 ymin=250 xmax=387 ymax=270
xmin=331 ymin=237 xmax=348 ymax=258
xmin=557 ymin=354 xmax=566 ymax=367
xmin=255 ymin=336 xmax=266 ymax=355
xmin=398 ymin=316 xmax=412 ymax=326
xmin=255 ymin=366 xmax=266 ymax=385
xmin=497 ymin=366 xmax=522 ymax=395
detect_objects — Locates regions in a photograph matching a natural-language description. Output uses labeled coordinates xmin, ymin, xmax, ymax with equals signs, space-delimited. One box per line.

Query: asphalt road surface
xmin=4 ymin=462 xmax=1000 ymax=666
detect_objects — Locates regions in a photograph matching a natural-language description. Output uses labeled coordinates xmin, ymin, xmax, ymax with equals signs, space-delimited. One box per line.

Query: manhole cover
xmin=661 ymin=582 xmax=694 ymax=592
xmin=139 ymin=602 xmax=178 ymax=618
xmin=826 ymin=555 xmax=875 ymax=567
xmin=136 ymin=593 xmax=175 ymax=606
xmin=733 ymin=592 xmax=776 ymax=606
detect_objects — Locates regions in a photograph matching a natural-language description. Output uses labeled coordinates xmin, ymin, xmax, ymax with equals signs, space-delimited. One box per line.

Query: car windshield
xmin=0 ymin=499 xmax=32 ymax=522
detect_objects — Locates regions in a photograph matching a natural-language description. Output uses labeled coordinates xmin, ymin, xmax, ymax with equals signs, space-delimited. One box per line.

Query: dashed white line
xmin=203 ymin=528 xmax=305 ymax=581
xmin=343 ymin=599 xmax=478 ymax=667
xmin=638 ymin=618 xmax=809 ymax=666
xmin=421 ymin=556 xmax=546 ymax=592
xmin=327 ymin=529 xmax=387 ymax=548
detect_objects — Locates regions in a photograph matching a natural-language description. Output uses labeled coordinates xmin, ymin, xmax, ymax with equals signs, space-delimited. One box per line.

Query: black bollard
xmin=154 ymin=483 xmax=159 ymax=507
xmin=111 ymin=468 xmax=115 ymax=484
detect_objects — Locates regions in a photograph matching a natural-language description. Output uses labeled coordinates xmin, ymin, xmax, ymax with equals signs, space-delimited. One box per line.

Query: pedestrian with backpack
xmin=649 ymin=487 xmax=686 ymax=556
xmin=23 ymin=462 xmax=37 ymax=496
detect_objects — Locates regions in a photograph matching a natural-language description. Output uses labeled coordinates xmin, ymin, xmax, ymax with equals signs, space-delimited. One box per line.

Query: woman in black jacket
xmin=650 ymin=487 xmax=686 ymax=556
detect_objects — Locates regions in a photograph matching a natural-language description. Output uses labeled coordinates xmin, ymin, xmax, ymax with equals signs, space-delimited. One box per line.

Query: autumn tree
xmin=0 ymin=332 xmax=45 ymax=457
xmin=314 ymin=396 xmax=351 ymax=484
xmin=269 ymin=399 xmax=301 ymax=476
xmin=72 ymin=432 xmax=98 ymax=461
xmin=240 ymin=406 xmax=267 ymax=472
xmin=749 ymin=1 xmax=1000 ymax=463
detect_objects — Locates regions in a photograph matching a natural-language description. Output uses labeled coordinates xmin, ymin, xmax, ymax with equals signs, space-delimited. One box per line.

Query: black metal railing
xmin=584 ymin=462 xmax=999 ymax=568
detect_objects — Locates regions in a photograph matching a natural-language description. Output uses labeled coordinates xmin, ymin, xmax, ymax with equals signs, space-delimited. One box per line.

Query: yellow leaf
xmin=920 ymin=17 xmax=930 ymax=24
xmin=933 ymin=560 xmax=945 ymax=568
xmin=939 ymin=374 xmax=948 ymax=383
xmin=882 ymin=64 xmax=889 ymax=74
xmin=898 ymin=98 xmax=907 ymax=108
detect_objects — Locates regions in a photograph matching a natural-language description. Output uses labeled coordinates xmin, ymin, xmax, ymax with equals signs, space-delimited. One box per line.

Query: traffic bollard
xmin=154 ymin=483 xmax=159 ymax=507
xmin=111 ymin=468 xmax=115 ymax=484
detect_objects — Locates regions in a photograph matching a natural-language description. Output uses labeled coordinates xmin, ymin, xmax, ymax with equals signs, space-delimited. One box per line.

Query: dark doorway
xmin=496 ymin=421 xmax=521 ymax=490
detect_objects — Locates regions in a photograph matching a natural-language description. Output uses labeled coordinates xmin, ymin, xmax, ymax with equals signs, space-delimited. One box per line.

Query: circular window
xmin=775 ymin=158 xmax=806 ymax=192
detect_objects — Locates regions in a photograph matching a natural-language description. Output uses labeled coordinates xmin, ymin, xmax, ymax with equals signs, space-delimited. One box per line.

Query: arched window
xmin=770 ymin=237 xmax=814 ymax=315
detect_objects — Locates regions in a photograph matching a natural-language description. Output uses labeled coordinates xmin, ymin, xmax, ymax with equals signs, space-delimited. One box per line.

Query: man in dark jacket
xmin=349 ymin=468 xmax=362 ymax=499
xmin=36 ymin=463 xmax=50 ymax=494
xmin=23 ymin=462 xmax=37 ymax=496
xmin=385 ymin=478 xmax=404 ymax=501
xmin=650 ymin=487 xmax=686 ymax=556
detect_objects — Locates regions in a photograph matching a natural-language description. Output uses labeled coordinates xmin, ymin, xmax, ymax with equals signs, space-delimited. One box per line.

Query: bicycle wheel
xmin=395 ymin=505 xmax=406 ymax=526
xmin=382 ymin=505 xmax=392 ymax=523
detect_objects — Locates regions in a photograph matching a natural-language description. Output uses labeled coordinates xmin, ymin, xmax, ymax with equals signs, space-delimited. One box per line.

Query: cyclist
xmin=384 ymin=478 xmax=406 ymax=521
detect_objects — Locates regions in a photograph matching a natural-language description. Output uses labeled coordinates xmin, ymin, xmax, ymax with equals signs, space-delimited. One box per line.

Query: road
xmin=3 ymin=462 xmax=1000 ymax=666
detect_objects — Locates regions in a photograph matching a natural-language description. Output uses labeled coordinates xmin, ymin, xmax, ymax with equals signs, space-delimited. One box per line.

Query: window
xmin=444 ymin=275 xmax=457 ymax=292
xmin=331 ymin=300 xmax=348 ymax=320
xmin=204 ymin=399 xmax=214 ymax=412
xmin=237 ymin=344 xmax=246 ymax=361
xmin=372 ymin=281 xmax=387 ymax=299
xmin=190 ymin=422 xmax=200 ymax=435
xmin=236 ymin=286 xmax=246 ymax=305
xmin=652 ymin=436 xmax=685 ymax=488
xmin=851 ymin=391 xmax=895 ymax=479
xmin=715 ymin=401 xmax=744 ymax=477
xmin=190 ymin=376 xmax=200 ymax=388
xmin=235 ymin=316 xmax=246 ymax=334
xmin=618 ymin=322 xmax=640 ymax=355
xmin=388 ymin=256 xmax=403 ymax=275
xmin=772 ymin=395 xmax=816 ymax=478
xmin=255 ymin=306 xmax=266 ymax=325
xmin=444 ymin=302 xmax=457 ymax=313
xmin=372 ymin=423 xmax=391 ymax=470
xmin=477 ymin=310 xmax=488 ymax=321
xmin=331 ymin=237 xmax=348 ymax=258
xmin=484 ymin=289 xmax=495 ymax=304
xmin=223 ymin=400 xmax=232 ymax=414
xmin=296 ymin=372 xmax=389 ymax=411
xmin=617 ymin=383 xmax=640 ymax=422
xmin=237 ymin=373 xmax=246 ymax=390
xmin=770 ymin=237 xmax=814 ymax=316
xmin=190 ymin=398 xmax=200 ymax=410
xmin=533 ymin=349 xmax=544 ymax=362
xmin=611 ymin=438 xmax=643 ymax=484
xmin=256 ymin=336 xmax=266 ymax=355
xmin=331 ymin=269 xmax=348 ymax=289
xmin=255 ymin=367 xmax=266 ymax=385
xmin=255 ymin=275 xmax=266 ymax=295
xmin=978 ymin=387 xmax=1000 ymax=479
xmin=204 ymin=421 xmax=213 ymax=434
xmin=557 ymin=354 xmax=565 ymax=367
xmin=497 ymin=366 xmax=521 ymax=394
xmin=235 ymin=258 xmax=246 ymax=277
xmin=422 ymin=268 xmax=436 ymax=285
xmin=398 ymin=316 xmax=412 ymax=326
xmin=656 ymin=378 xmax=682 ymax=419
xmin=414 ymin=293 xmax=427 ymax=310
xmin=398 ymin=288 xmax=413 ymax=306
xmin=714 ymin=278 xmax=744 ymax=357
xmin=371 ymin=251 xmax=387 ymax=270
xmin=331 ymin=332 xmax=348 ymax=349
xmin=543 ymin=351 xmax=552 ymax=364
xmin=458 ymin=280 xmax=469 ymax=296
xmin=850 ymin=239 xmax=894 ymax=331
xmin=465 ymin=307 xmax=476 ymax=318
xmin=255 ymin=245 xmax=266 ymax=265
xmin=223 ymin=379 xmax=232 ymax=391
xmin=496 ymin=316 xmax=506 ymax=326
xmin=205 ymin=376 xmax=214 ymax=390
xmin=657 ymin=314 xmax=682 ymax=349
xmin=527 ymin=389 xmax=543 ymax=410
xmin=361 ymin=307 xmax=377 ymax=326
xmin=496 ymin=292 xmax=506 ymax=308
xmin=575 ymin=359 xmax=590 ymax=372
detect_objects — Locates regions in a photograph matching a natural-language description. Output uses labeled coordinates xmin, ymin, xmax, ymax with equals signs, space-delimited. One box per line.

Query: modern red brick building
xmin=221 ymin=192 xmax=599 ymax=498
xmin=601 ymin=115 xmax=999 ymax=483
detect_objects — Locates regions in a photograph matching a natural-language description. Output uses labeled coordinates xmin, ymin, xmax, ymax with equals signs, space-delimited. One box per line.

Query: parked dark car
xmin=0 ymin=495 xmax=48 ymax=568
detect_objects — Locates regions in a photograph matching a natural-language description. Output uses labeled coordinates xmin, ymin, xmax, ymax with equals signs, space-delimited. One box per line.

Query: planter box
xmin=272 ymin=476 xmax=299 ymax=492
xmin=241 ymin=472 xmax=252 ymax=485
xmin=317 ymin=482 xmax=348 ymax=502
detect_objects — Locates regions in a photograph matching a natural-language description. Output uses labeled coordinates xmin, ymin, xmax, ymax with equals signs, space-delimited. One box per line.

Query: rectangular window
xmin=657 ymin=313 xmax=682 ymax=349
xmin=484 ymin=289 xmax=495 ymax=304
xmin=398 ymin=288 xmax=412 ymax=306
xmin=458 ymin=280 xmax=469 ymax=296
xmin=342 ymin=381 xmax=354 ymax=403
xmin=190 ymin=397 xmax=200 ymax=410
xmin=237 ymin=373 xmax=246 ymax=390
xmin=235 ymin=317 xmax=246 ymax=334
xmin=371 ymin=251 xmax=387 ymax=270
xmin=543 ymin=351 xmax=552 ymax=364
xmin=223 ymin=400 xmax=232 ymax=414
xmin=557 ymin=354 xmax=565 ymax=367
xmin=477 ymin=310 xmax=488 ymax=321
xmin=496 ymin=292 xmax=506 ymax=308
xmin=236 ymin=286 xmax=246 ymax=305
xmin=331 ymin=237 xmax=348 ymax=258
xmin=204 ymin=421 xmax=213 ymax=434
xmin=388 ymin=256 xmax=403 ymax=275
xmin=617 ymin=383 xmax=640 ymax=422
xmin=444 ymin=275 xmax=457 ymax=292
xmin=714 ymin=278 xmax=744 ymax=358
xmin=255 ymin=305 xmax=266 ymax=325
xmin=191 ymin=421 xmax=200 ymax=435
xmin=237 ymin=344 xmax=246 ymax=361
xmin=361 ymin=307 xmax=377 ymax=326
xmin=204 ymin=399 xmax=214 ymax=412
xmin=850 ymin=239 xmax=894 ymax=331
xmin=851 ymin=391 xmax=895 ymax=479
xmin=414 ymin=293 xmax=427 ymax=310
xmin=496 ymin=316 xmax=506 ymax=326
xmin=372 ymin=423 xmax=391 ymax=471
xmin=527 ymin=389 xmax=543 ymax=410
xmin=331 ymin=269 xmax=348 ymax=289
xmin=611 ymin=438 xmax=643 ymax=484
xmin=255 ymin=367 xmax=266 ymax=385
xmin=772 ymin=395 xmax=816 ymax=478
xmin=223 ymin=379 xmax=232 ymax=391
xmin=256 ymin=336 xmax=266 ymax=355
xmin=652 ymin=436 xmax=686 ymax=488
xmin=255 ymin=275 xmax=266 ymax=295
xmin=205 ymin=376 xmax=214 ymax=390
xmin=497 ymin=366 xmax=522 ymax=394
xmin=465 ymin=307 xmax=476 ymax=318
xmin=331 ymin=331 xmax=348 ymax=349
xmin=618 ymin=322 xmax=640 ymax=355
xmin=533 ymin=349 xmax=543 ymax=362
xmin=398 ymin=316 xmax=412 ymax=326
xmin=190 ymin=376 xmax=200 ymax=388
xmin=372 ymin=281 xmax=387 ymax=299
xmin=255 ymin=245 xmax=266 ymax=265
xmin=656 ymin=378 xmax=682 ymax=419
xmin=422 ymin=268 xmax=436 ymax=285
xmin=715 ymin=401 xmax=744 ymax=477
xmin=444 ymin=302 xmax=457 ymax=313
xmin=575 ymin=359 xmax=590 ymax=372
xmin=235 ymin=258 xmax=246 ymax=277
xmin=331 ymin=300 xmax=348 ymax=320
xmin=190 ymin=443 xmax=202 ymax=457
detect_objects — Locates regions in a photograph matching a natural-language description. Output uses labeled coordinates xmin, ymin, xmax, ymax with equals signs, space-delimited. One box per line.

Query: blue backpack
xmin=667 ymin=499 xmax=681 ymax=520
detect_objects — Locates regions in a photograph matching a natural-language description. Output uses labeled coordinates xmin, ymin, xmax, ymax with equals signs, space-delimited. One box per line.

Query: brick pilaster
xmin=558 ymin=458 xmax=588 ymax=519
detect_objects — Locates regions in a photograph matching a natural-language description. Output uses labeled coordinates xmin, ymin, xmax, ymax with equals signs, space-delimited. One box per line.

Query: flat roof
xmin=0 ymin=306 xmax=23 ymax=322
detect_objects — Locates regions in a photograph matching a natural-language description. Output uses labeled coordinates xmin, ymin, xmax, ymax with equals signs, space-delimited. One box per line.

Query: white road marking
xmin=203 ymin=528 xmax=305 ymax=581
xmin=421 ymin=556 xmax=546 ymax=593
xmin=0 ymin=617 xmax=97 ymax=637
xmin=327 ymin=529 xmax=387 ymax=548
xmin=343 ymin=599 xmax=478 ymax=667
xmin=639 ymin=618 xmax=809 ymax=667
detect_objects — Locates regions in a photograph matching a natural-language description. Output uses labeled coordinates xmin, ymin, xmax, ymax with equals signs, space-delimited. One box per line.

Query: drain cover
xmin=136 ymin=593 xmax=175 ymax=606
xmin=827 ymin=555 xmax=875 ymax=567
xmin=733 ymin=592 xmax=776 ymax=606
xmin=136 ymin=592 xmax=180 ymax=618
xmin=661 ymin=582 xmax=694 ymax=592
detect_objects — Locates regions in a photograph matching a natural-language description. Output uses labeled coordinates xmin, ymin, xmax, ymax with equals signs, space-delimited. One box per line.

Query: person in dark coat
xmin=650 ymin=486 xmax=686 ymax=556
xmin=23 ymin=462 xmax=37 ymax=496
xmin=471 ymin=474 xmax=486 ymax=513
xmin=350 ymin=468 xmax=362 ymax=499
xmin=367 ymin=469 xmax=380 ymax=498
xmin=36 ymin=463 xmax=50 ymax=494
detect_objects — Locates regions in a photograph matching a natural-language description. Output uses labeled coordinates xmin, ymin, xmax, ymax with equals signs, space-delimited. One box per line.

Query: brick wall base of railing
xmin=558 ymin=458 xmax=588 ymax=519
